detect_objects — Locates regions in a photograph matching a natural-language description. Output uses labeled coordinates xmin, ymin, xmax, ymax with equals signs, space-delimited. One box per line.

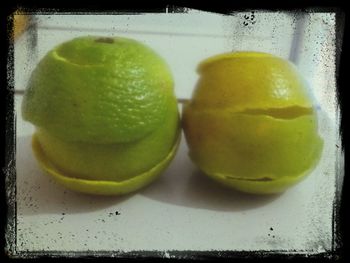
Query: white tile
xmin=296 ymin=13 xmax=338 ymax=122
xmin=35 ymin=11 xmax=229 ymax=36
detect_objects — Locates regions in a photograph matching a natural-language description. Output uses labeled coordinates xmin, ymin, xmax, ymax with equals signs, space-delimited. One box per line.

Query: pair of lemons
xmin=22 ymin=36 xmax=323 ymax=195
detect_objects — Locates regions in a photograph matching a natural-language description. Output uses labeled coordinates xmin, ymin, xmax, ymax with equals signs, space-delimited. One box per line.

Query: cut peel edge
xmin=51 ymin=49 xmax=105 ymax=67
xmin=197 ymin=51 xmax=277 ymax=72
xmin=184 ymin=104 xmax=315 ymax=120
xmin=236 ymin=106 xmax=314 ymax=119
xmin=203 ymin=169 xmax=313 ymax=194
xmin=31 ymin=132 xmax=181 ymax=195
xmin=220 ymin=173 xmax=306 ymax=183
xmin=204 ymin=166 xmax=311 ymax=183
xmin=204 ymin=171 xmax=309 ymax=195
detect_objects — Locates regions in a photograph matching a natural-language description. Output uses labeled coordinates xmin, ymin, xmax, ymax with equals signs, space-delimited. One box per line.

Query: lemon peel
xmin=197 ymin=51 xmax=275 ymax=72
xmin=204 ymin=168 xmax=311 ymax=194
xmin=22 ymin=36 xmax=174 ymax=144
xmin=22 ymin=36 xmax=180 ymax=195
xmin=34 ymin=99 xmax=179 ymax=182
xmin=183 ymin=51 xmax=324 ymax=194
xmin=236 ymin=106 xmax=313 ymax=119
xmin=190 ymin=52 xmax=313 ymax=113
xmin=32 ymin=132 xmax=181 ymax=195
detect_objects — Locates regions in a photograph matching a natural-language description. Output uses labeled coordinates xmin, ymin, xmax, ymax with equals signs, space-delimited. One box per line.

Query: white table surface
xmin=11 ymin=10 xmax=342 ymax=257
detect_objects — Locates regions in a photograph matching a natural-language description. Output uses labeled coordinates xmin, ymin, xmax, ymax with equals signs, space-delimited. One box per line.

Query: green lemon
xmin=182 ymin=52 xmax=323 ymax=194
xmin=22 ymin=36 xmax=181 ymax=195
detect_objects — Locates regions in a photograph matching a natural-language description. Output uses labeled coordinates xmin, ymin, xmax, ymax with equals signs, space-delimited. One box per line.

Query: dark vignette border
xmin=2 ymin=6 xmax=17 ymax=261
xmin=2 ymin=2 xmax=347 ymax=262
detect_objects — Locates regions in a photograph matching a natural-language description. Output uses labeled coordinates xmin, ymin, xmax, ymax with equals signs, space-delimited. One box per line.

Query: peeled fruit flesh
xmin=183 ymin=51 xmax=324 ymax=194
xmin=22 ymin=36 xmax=181 ymax=195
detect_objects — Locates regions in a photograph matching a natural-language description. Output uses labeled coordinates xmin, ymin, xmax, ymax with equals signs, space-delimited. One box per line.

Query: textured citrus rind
xmin=22 ymin=36 xmax=175 ymax=144
xmin=32 ymin=132 xmax=181 ymax=196
xmin=183 ymin=52 xmax=324 ymax=194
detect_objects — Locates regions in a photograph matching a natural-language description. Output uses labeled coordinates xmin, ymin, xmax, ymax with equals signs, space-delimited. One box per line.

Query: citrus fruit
xmin=13 ymin=13 xmax=29 ymax=40
xmin=22 ymin=36 xmax=181 ymax=195
xmin=182 ymin=51 xmax=323 ymax=194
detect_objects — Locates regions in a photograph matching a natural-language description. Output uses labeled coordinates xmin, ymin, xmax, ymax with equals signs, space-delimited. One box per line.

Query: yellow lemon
xmin=13 ymin=13 xmax=29 ymax=40
xmin=182 ymin=52 xmax=323 ymax=194
xmin=22 ymin=36 xmax=181 ymax=195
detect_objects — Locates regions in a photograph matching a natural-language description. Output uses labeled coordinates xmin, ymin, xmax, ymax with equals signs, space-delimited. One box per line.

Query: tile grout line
xmin=35 ymin=25 xmax=271 ymax=40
